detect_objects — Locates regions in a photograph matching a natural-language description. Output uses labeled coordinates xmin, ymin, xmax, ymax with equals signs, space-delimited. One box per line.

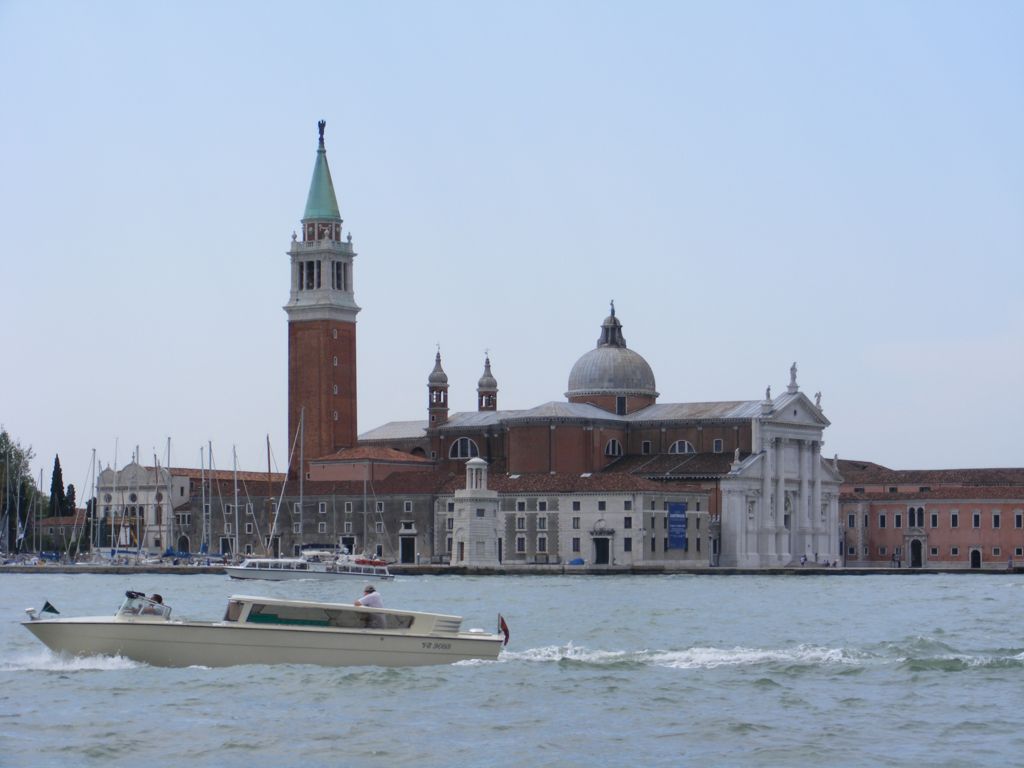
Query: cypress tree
xmin=49 ymin=455 xmax=66 ymax=518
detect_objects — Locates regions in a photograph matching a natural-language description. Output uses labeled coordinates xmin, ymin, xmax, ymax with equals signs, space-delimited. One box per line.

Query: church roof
xmin=303 ymin=121 xmax=342 ymax=221
xmin=359 ymin=420 xmax=428 ymax=441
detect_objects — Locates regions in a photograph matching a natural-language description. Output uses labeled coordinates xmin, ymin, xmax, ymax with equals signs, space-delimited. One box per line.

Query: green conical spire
xmin=303 ymin=120 xmax=342 ymax=221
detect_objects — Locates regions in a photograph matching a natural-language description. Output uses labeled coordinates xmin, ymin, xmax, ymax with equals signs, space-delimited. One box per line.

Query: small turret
xmin=477 ymin=356 xmax=498 ymax=411
xmin=428 ymin=351 xmax=449 ymax=425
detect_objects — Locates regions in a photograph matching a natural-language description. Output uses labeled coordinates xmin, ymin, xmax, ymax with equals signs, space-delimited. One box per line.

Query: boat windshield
xmin=117 ymin=593 xmax=171 ymax=619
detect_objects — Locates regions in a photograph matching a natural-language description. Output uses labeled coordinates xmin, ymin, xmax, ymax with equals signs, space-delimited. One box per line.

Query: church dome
xmin=566 ymin=304 xmax=657 ymax=398
xmin=477 ymin=356 xmax=497 ymax=391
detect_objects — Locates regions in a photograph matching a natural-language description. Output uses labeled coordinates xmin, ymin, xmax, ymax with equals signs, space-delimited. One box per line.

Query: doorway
xmin=176 ymin=535 xmax=190 ymax=555
xmin=910 ymin=539 xmax=922 ymax=568
xmin=400 ymin=536 xmax=415 ymax=564
xmin=593 ymin=538 xmax=610 ymax=565
xmin=970 ymin=549 xmax=982 ymax=569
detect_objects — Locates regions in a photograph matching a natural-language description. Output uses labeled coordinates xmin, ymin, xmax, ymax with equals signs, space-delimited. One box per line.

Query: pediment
xmin=765 ymin=392 xmax=830 ymax=428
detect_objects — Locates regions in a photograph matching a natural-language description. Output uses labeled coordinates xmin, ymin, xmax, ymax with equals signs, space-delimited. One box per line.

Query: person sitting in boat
xmin=354 ymin=585 xmax=384 ymax=628
xmin=141 ymin=594 xmax=166 ymax=615
xmin=354 ymin=584 xmax=382 ymax=608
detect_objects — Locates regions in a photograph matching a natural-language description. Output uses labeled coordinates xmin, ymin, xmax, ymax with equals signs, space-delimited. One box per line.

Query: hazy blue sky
xmin=2 ymin=1 xmax=1021 ymax=493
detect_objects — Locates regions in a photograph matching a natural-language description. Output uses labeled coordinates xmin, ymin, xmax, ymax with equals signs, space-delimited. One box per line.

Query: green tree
xmin=48 ymin=455 xmax=66 ymax=518
xmin=1 ymin=428 xmax=40 ymax=551
xmin=65 ymin=484 xmax=77 ymax=516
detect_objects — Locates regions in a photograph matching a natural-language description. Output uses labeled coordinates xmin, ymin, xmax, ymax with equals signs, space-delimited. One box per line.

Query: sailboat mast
xmin=233 ymin=446 xmax=240 ymax=559
xmin=298 ymin=407 xmax=304 ymax=556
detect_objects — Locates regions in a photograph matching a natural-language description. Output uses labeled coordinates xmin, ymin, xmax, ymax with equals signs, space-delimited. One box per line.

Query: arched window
xmin=449 ymin=437 xmax=479 ymax=459
xmin=605 ymin=439 xmax=623 ymax=457
xmin=669 ymin=440 xmax=695 ymax=454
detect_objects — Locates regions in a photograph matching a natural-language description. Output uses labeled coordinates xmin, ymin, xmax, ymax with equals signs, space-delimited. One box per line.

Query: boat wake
xmin=501 ymin=642 xmax=1024 ymax=671
xmin=1 ymin=650 xmax=140 ymax=673
xmin=502 ymin=642 xmax=860 ymax=669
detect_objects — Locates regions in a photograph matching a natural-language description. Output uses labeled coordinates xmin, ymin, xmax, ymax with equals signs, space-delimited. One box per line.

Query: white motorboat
xmin=225 ymin=556 xmax=393 ymax=581
xmin=23 ymin=591 xmax=509 ymax=667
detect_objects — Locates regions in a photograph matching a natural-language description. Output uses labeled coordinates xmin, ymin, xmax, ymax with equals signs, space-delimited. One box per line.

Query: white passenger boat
xmin=225 ymin=556 xmax=393 ymax=581
xmin=23 ymin=592 xmax=509 ymax=667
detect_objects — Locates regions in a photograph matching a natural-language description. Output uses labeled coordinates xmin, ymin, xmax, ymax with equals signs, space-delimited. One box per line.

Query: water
xmin=2 ymin=573 xmax=1023 ymax=767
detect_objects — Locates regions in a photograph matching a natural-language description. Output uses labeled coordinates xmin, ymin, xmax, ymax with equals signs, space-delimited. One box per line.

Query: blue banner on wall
xmin=668 ymin=502 xmax=688 ymax=550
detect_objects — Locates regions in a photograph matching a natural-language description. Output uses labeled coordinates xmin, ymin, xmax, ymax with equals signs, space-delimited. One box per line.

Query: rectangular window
xmin=598 ymin=501 xmax=606 ymax=511
xmin=572 ymin=501 xmax=581 ymax=511
xmin=318 ymin=522 xmax=327 ymax=534
xmin=863 ymin=514 xmax=869 ymax=528
xmin=318 ymin=501 xmax=327 ymax=515
xmin=663 ymin=537 xmax=669 ymax=552
xmin=446 ymin=517 xmax=454 ymax=530
xmin=642 ymin=440 xmax=651 ymax=455
xmin=404 ymin=500 xmax=412 ymax=513
xmin=516 ymin=536 xmax=526 ymax=553
xmin=247 ymin=503 xmax=254 ymax=516
xmin=879 ymin=513 xmax=886 ymax=529
xmin=696 ymin=537 xmax=701 ymax=553
xmin=930 ymin=547 xmax=938 ymax=556
xmin=624 ymin=516 xmax=632 ymax=529
xmin=713 ymin=438 xmax=723 ymax=453
xmin=572 ymin=517 xmax=580 ymax=530
xmin=538 ymin=517 xmax=547 ymax=530
xmin=517 ymin=501 xmax=526 ymax=512
xmin=879 ymin=546 xmax=887 ymax=556
xmin=848 ymin=546 xmax=856 ymax=556
xmin=292 ymin=522 xmax=300 ymax=534
xmin=293 ymin=502 xmax=300 ymax=517
xmin=475 ymin=508 xmax=485 ymax=518
xmin=446 ymin=537 xmax=452 ymax=553
xmin=888 ymin=487 xmax=898 ymax=493
xmin=447 ymin=501 xmax=455 ymax=513
xmin=245 ymin=522 xmax=253 ymax=534
xmin=1016 ymin=547 xmax=1023 ymax=557
xmin=951 ymin=546 xmax=960 ymax=556
xmin=537 ymin=537 xmax=547 ymax=553
xmin=624 ymin=500 xmax=632 ymax=511
xmin=572 ymin=537 xmax=581 ymax=553
xmin=848 ymin=514 xmax=855 ymax=528
xmin=993 ymin=513 xmax=1001 ymax=529
xmin=376 ymin=502 xmax=384 ymax=513
xmin=344 ymin=501 xmax=353 ymax=513
xmin=651 ymin=536 xmax=656 ymax=553
xmin=343 ymin=521 xmax=352 ymax=533
xmin=538 ymin=500 xmax=547 ymax=512
xmin=931 ymin=513 xmax=938 ymax=528
xmin=375 ymin=521 xmax=384 ymax=533
xmin=624 ymin=537 xmax=632 ymax=552
xmin=1016 ymin=512 xmax=1023 ymax=528
xmin=516 ymin=517 xmax=525 ymax=530
xmin=972 ymin=512 xmax=981 ymax=528
xmin=951 ymin=512 xmax=959 ymax=528
xmin=895 ymin=513 xmax=902 ymax=529
xmin=992 ymin=547 xmax=1001 ymax=556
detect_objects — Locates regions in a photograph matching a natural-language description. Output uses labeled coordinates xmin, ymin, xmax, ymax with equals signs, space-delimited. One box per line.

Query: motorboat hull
xmin=23 ymin=616 xmax=502 ymax=667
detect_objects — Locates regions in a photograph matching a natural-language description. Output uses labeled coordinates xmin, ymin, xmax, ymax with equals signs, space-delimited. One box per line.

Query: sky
xmin=1 ymin=1 xmax=1022 ymax=496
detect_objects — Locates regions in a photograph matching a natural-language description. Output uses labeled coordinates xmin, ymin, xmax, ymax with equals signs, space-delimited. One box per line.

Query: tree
xmin=1 ymin=428 xmax=40 ymax=552
xmin=49 ymin=455 xmax=66 ymax=518
xmin=65 ymin=484 xmax=77 ymax=516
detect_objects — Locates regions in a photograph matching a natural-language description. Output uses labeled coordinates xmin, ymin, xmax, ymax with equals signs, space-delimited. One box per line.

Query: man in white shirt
xmin=354 ymin=584 xmax=383 ymax=608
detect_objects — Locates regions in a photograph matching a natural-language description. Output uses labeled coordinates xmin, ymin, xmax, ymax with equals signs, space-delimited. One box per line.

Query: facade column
xmin=761 ymin=441 xmax=774 ymax=561
xmin=775 ymin=437 xmax=787 ymax=561
xmin=800 ymin=440 xmax=810 ymax=526
xmin=812 ymin=441 xmax=822 ymax=528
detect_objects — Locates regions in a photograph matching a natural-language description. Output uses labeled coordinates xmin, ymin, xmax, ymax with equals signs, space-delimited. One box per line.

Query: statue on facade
xmin=318 ymin=120 xmax=326 ymax=141
xmin=814 ymin=391 xmax=822 ymax=408
xmin=789 ymin=362 xmax=798 ymax=387
xmin=765 ymin=385 xmax=771 ymax=400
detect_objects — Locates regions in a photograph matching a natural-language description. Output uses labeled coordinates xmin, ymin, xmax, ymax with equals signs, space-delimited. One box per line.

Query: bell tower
xmin=285 ymin=121 xmax=360 ymax=474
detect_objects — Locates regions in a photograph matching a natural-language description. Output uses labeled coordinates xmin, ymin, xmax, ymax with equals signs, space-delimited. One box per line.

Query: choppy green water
xmin=3 ymin=573 xmax=1022 ymax=767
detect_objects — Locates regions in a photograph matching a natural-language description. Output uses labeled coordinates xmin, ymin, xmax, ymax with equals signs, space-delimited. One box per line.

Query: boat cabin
xmin=221 ymin=596 xmax=463 ymax=635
